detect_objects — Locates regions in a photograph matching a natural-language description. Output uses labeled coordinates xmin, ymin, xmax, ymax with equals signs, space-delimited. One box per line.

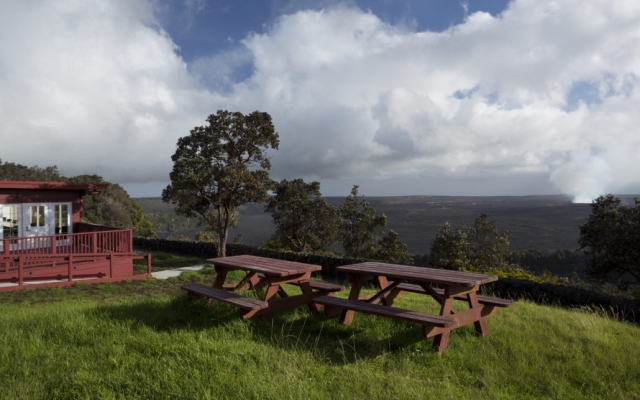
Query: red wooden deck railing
xmin=0 ymin=224 xmax=150 ymax=291
xmin=1 ymin=224 xmax=132 ymax=256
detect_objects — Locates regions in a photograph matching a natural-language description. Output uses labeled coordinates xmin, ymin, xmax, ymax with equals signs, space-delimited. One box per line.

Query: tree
xmin=373 ymin=230 xmax=414 ymax=264
xmin=0 ymin=159 xmax=61 ymax=181
xmin=428 ymin=222 xmax=473 ymax=270
xmin=265 ymin=178 xmax=340 ymax=253
xmin=578 ymin=195 xmax=640 ymax=288
xmin=67 ymin=175 xmax=158 ymax=238
xmin=195 ymin=230 xmax=219 ymax=243
xmin=470 ymin=213 xmax=511 ymax=271
xmin=428 ymin=214 xmax=510 ymax=271
xmin=162 ymin=110 xmax=279 ymax=257
xmin=339 ymin=185 xmax=387 ymax=258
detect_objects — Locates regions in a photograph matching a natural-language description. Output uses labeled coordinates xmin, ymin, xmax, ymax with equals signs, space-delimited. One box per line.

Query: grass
xmin=0 ymin=270 xmax=639 ymax=399
xmin=133 ymin=251 xmax=205 ymax=274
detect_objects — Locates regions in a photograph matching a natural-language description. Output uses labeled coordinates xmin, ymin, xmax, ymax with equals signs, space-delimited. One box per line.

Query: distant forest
xmin=138 ymin=194 xmax=596 ymax=253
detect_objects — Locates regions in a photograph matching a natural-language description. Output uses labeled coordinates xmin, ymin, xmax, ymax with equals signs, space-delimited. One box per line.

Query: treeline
xmin=262 ymin=181 xmax=413 ymax=264
xmin=132 ymin=198 xmax=199 ymax=233
xmin=0 ymin=159 xmax=157 ymax=238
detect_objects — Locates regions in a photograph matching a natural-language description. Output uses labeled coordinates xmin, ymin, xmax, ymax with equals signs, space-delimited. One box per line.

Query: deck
xmin=0 ymin=223 xmax=150 ymax=291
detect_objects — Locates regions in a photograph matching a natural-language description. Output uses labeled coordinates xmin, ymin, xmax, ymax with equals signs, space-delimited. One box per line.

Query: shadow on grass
xmin=93 ymin=294 xmax=432 ymax=365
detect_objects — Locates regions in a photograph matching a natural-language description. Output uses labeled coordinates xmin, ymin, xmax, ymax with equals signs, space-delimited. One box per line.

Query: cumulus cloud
xmin=2 ymin=0 xmax=640 ymax=201
xmin=0 ymin=0 xmax=219 ymax=183
xmin=221 ymin=1 xmax=640 ymax=201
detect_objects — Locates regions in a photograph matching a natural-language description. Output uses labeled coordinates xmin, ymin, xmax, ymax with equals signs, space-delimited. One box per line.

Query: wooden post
xmin=109 ymin=254 xmax=114 ymax=278
xmin=18 ymin=256 xmax=23 ymax=287
xmin=147 ymin=253 xmax=152 ymax=276
xmin=68 ymin=255 xmax=73 ymax=282
xmin=51 ymin=235 xmax=57 ymax=255
xmin=92 ymin=233 xmax=97 ymax=253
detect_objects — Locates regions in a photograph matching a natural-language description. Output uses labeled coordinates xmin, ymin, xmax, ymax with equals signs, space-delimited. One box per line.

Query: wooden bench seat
xmin=181 ymin=283 xmax=268 ymax=311
xmin=313 ymin=295 xmax=455 ymax=328
xmin=393 ymin=283 xmax=514 ymax=307
xmin=288 ymin=280 xmax=344 ymax=292
xmin=255 ymin=273 xmax=344 ymax=293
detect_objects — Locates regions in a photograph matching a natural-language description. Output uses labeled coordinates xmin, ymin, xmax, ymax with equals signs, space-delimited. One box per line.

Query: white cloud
xmin=220 ymin=1 xmax=640 ymax=200
xmin=2 ymin=0 xmax=640 ymax=201
xmin=0 ymin=0 xmax=218 ymax=183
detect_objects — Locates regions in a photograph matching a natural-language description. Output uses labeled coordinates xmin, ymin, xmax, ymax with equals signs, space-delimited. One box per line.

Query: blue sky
xmin=158 ymin=1 xmax=510 ymax=63
xmin=2 ymin=0 xmax=640 ymax=201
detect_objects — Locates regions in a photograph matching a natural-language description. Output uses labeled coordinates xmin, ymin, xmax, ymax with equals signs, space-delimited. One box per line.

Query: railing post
xmin=51 ymin=235 xmax=56 ymax=255
xmin=109 ymin=254 xmax=113 ymax=278
xmin=68 ymin=255 xmax=73 ymax=282
xmin=18 ymin=256 xmax=23 ymax=287
xmin=147 ymin=253 xmax=152 ymax=276
xmin=92 ymin=233 xmax=97 ymax=253
xmin=3 ymin=238 xmax=9 ymax=255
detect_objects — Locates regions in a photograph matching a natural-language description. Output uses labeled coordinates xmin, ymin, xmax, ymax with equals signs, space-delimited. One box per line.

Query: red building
xmin=0 ymin=181 xmax=150 ymax=291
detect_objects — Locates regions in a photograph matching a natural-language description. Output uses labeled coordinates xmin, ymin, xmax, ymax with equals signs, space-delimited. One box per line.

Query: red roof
xmin=0 ymin=180 xmax=110 ymax=193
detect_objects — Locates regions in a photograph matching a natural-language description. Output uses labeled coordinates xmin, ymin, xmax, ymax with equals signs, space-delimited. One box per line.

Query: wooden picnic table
xmin=181 ymin=255 xmax=343 ymax=319
xmin=314 ymin=262 xmax=513 ymax=353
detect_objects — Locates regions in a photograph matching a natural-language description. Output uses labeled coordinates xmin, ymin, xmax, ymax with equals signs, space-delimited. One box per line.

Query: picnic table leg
xmin=340 ymin=274 xmax=363 ymax=325
xmin=212 ymin=267 xmax=229 ymax=289
xmin=210 ymin=267 xmax=231 ymax=304
xmin=376 ymin=276 xmax=395 ymax=306
xmin=467 ymin=292 xmax=489 ymax=336
xmin=259 ymin=283 xmax=282 ymax=321
xmin=298 ymin=280 xmax=322 ymax=313
xmin=432 ymin=296 xmax=454 ymax=353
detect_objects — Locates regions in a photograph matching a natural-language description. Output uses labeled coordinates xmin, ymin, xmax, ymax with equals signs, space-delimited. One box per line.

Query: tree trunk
xmin=218 ymin=231 xmax=228 ymax=257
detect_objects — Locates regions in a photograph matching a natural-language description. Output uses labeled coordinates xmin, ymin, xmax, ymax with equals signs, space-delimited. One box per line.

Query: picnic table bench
xmin=181 ymin=283 xmax=269 ymax=315
xmin=392 ymin=283 xmax=514 ymax=308
xmin=181 ymin=255 xmax=343 ymax=319
xmin=318 ymin=262 xmax=513 ymax=353
xmin=313 ymin=295 xmax=455 ymax=333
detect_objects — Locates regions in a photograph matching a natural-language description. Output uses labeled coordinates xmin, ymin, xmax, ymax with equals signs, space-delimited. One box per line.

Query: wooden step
xmin=393 ymin=283 xmax=514 ymax=307
xmin=181 ymin=283 xmax=268 ymax=311
xmin=313 ymin=296 xmax=454 ymax=328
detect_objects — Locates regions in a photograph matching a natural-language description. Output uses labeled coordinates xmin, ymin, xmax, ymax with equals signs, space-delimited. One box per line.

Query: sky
xmin=1 ymin=0 xmax=640 ymax=202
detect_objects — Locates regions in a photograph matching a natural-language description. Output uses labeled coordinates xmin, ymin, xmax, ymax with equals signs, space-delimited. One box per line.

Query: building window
xmin=2 ymin=205 xmax=19 ymax=238
xmin=30 ymin=206 xmax=45 ymax=227
xmin=55 ymin=204 xmax=69 ymax=234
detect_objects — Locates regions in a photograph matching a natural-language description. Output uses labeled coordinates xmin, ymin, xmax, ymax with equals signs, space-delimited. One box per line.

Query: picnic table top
xmin=337 ymin=262 xmax=498 ymax=287
xmin=207 ymin=255 xmax=322 ymax=277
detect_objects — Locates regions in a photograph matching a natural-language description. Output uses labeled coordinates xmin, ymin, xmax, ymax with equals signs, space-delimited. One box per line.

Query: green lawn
xmin=133 ymin=251 xmax=205 ymax=274
xmin=0 ymin=270 xmax=638 ymax=399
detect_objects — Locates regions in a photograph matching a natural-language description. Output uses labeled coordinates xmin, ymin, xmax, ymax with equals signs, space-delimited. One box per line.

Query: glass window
xmin=55 ymin=204 xmax=69 ymax=234
xmin=30 ymin=206 xmax=45 ymax=227
xmin=2 ymin=205 xmax=19 ymax=238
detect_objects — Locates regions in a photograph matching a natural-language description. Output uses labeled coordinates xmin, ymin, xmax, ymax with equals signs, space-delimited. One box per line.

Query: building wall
xmin=0 ymin=189 xmax=84 ymax=223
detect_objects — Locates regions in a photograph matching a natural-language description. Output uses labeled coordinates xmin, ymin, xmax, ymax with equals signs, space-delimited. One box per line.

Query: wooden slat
xmin=1 ymin=228 xmax=132 ymax=256
xmin=337 ymin=262 xmax=498 ymax=287
xmin=313 ymin=296 xmax=455 ymax=327
xmin=181 ymin=283 xmax=268 ymax=311
xmin=287 ymin=280 xmax=344 ymax=292
xmin=207 ymin=255 xmax=322 ymax=277
xmin=394 ymin=283 xmax=514 ymax=307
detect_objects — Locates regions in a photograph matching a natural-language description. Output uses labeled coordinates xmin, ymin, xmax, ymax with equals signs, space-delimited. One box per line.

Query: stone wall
xmin=134 ymin=237 xmax=640 ymax=324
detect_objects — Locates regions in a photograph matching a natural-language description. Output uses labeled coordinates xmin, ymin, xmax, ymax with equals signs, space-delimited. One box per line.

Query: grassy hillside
xmin=0 ymin=272 xmax=638 ymax=399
